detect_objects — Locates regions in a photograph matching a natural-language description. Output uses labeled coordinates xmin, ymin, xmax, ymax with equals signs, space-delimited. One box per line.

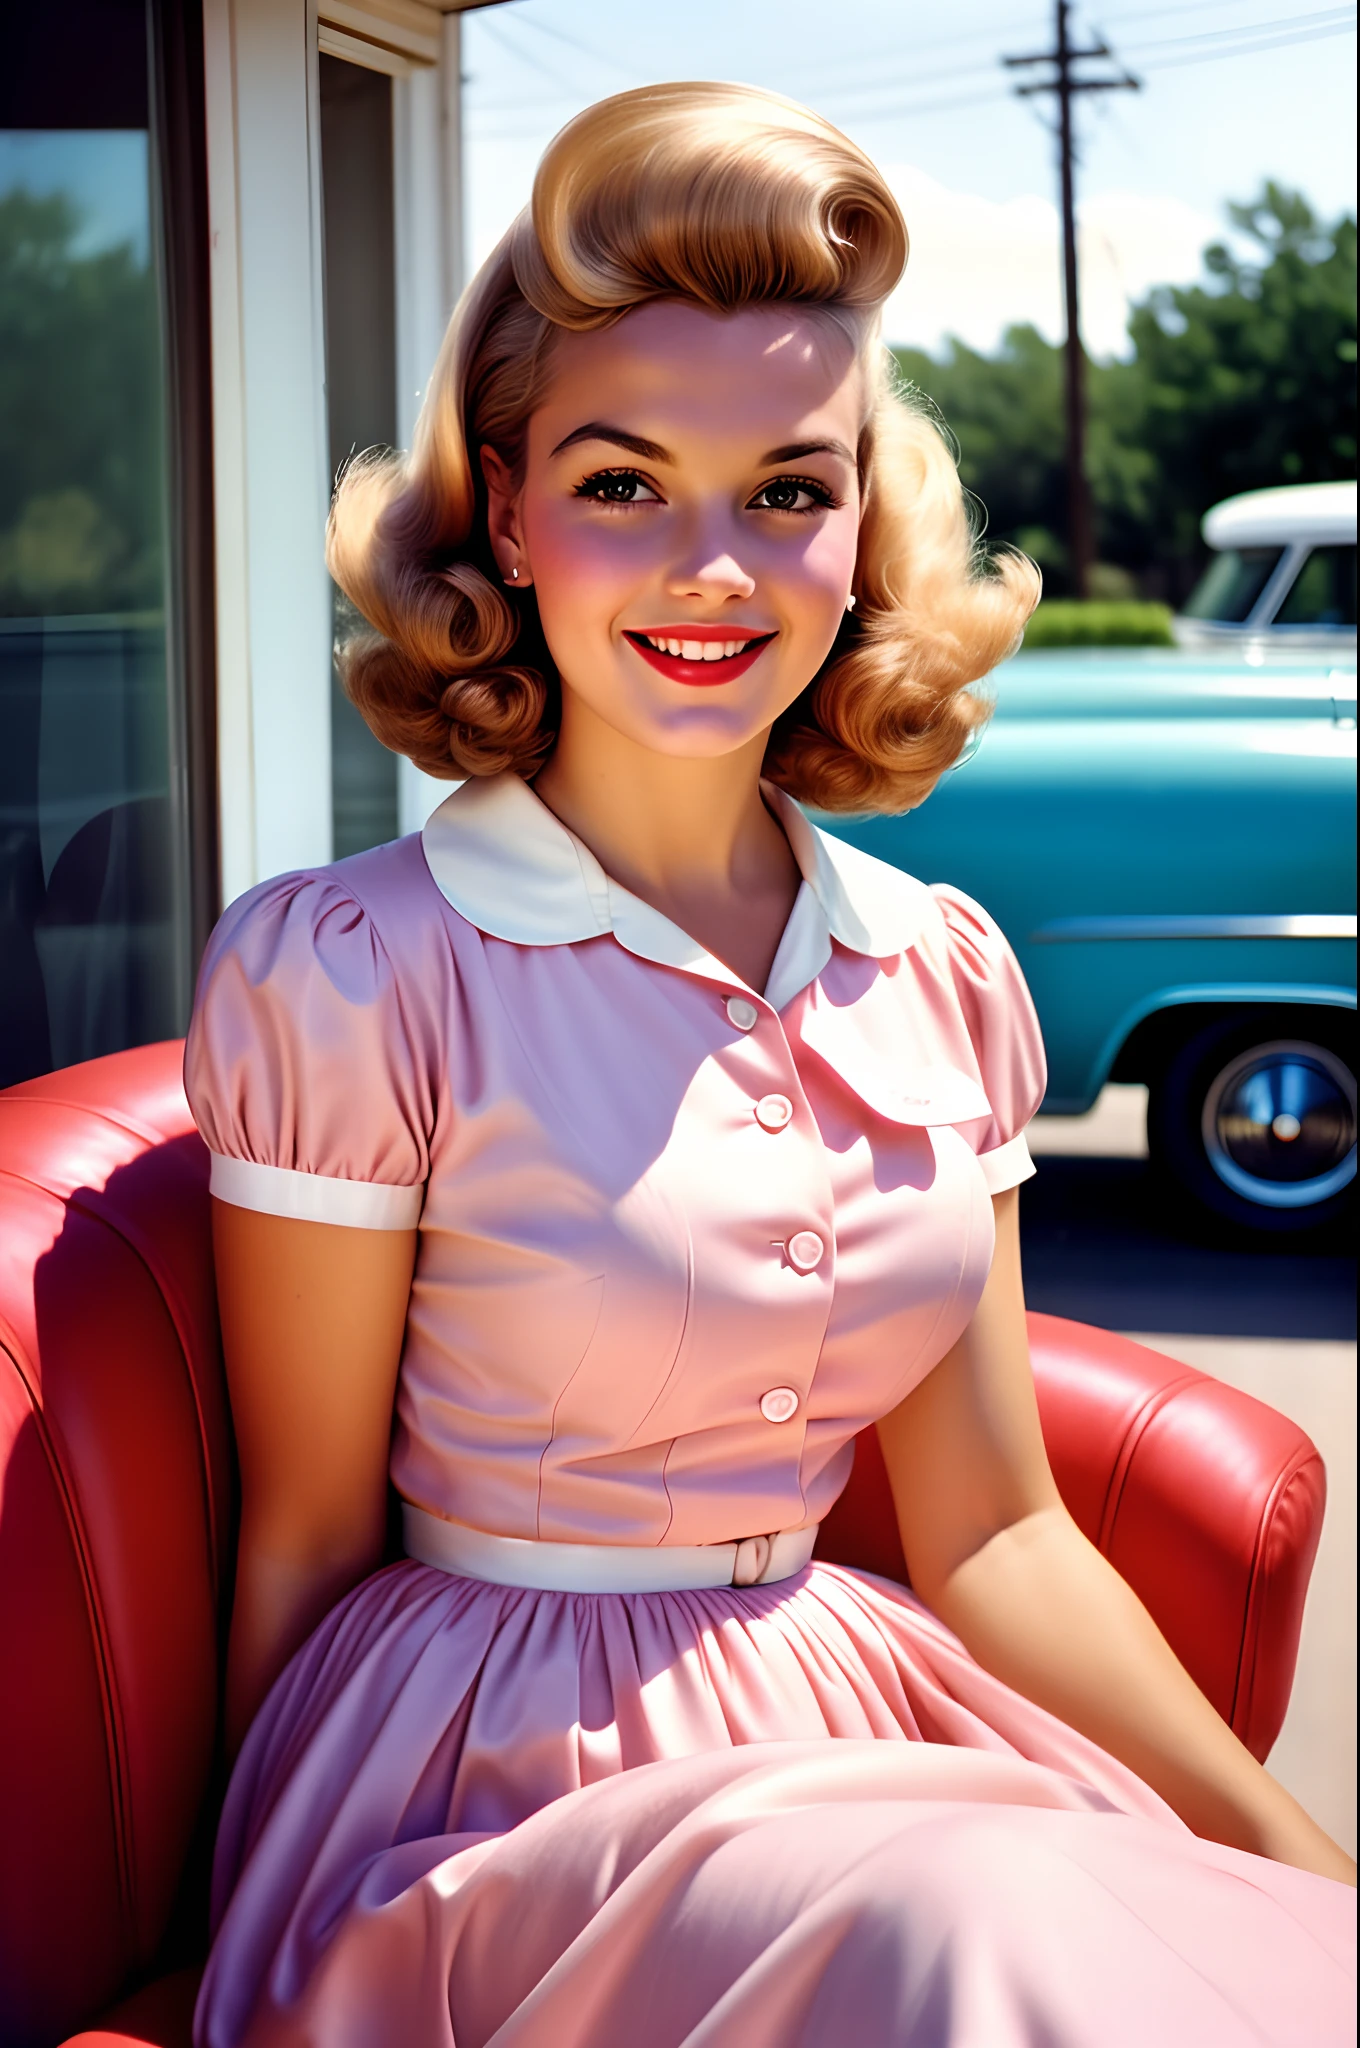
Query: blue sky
xmin=463 ymin=0 xmax=1358 ymax=356
xmin=0 ymin=132 xmax=150 ymax=264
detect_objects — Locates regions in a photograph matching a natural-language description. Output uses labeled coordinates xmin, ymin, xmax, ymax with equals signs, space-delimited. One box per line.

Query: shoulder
xmin=185 ymin=839 xmax=441 ymax=1200
xmin=923 ymin=881 xmax=1016 ymax=980
xmin=200 ymin=834 xmax=440 ymax=1000
xmin=918 ymin=882 xmax=1048 ymax=1175
xmin=908 ymin=878 xmax=1038 ymax=1050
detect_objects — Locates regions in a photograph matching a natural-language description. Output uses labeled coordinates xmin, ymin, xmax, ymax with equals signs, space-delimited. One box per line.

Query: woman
xmin=188 ymin=82 xmax=1354 ymax=2046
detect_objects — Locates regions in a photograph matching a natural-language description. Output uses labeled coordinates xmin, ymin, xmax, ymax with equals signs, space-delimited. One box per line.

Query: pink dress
xmin=185 ymin=773 xmax=1353 ymax=2047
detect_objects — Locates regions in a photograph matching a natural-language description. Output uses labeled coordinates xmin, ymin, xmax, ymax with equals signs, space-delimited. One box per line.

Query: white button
xmin=760 ymin=1387 xmax=800 ymax=1424
xmin=726 ymin=996 xmax=759 ymax=1031
xmin=786 ymin=1230 xmax=824 ymax=1273
xmin=755 ymin=1093 xmax=794 ymax=1132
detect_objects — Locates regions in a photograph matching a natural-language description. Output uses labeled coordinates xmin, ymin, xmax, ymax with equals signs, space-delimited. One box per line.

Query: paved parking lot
xmin=1024 ymin=1087 xmax=1357 ymax=1856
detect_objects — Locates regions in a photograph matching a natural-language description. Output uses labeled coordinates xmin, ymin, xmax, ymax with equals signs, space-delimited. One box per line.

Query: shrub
xmin=1021 ymin=600 xmax=1175 ymax=648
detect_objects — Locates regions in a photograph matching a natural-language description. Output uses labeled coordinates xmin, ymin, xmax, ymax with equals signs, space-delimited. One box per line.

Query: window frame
xmin=202 ymin=0 xmax=478 ymax=906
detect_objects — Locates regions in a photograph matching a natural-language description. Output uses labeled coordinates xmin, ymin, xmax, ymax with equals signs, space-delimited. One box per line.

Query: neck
xmin=532 ymin=696 xmax=793 ymax=907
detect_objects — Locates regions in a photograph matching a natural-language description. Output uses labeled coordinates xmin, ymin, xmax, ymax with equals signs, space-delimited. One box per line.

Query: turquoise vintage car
xmin=821 ymin=647 xmax=1358 ymax=1233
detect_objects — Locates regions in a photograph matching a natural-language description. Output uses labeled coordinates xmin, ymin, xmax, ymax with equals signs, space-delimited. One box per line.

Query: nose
xmin=663 ymin=511 xmax=756 ymax=606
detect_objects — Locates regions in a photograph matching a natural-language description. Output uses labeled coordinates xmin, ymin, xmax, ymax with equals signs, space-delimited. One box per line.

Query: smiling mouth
xmin=624 ymin=628 xmax=777 ymax=687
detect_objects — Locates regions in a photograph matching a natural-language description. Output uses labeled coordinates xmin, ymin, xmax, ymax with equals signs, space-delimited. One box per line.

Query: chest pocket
xmin=830 ymin=1047 xmax=993 ymax=1131
xmin=872 ymin=1065 xmax=992 ymax=1127
xmin=796 ymin=987 xmax=992 ymax=1133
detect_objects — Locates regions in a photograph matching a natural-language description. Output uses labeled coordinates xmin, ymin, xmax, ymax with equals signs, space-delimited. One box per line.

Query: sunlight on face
xmin=503 ymin=303 xmax=864 ymax=761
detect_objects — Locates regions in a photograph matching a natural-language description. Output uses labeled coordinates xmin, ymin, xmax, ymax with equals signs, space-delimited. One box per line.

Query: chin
xmin=627 ymin=697 xmax=777 ymax=759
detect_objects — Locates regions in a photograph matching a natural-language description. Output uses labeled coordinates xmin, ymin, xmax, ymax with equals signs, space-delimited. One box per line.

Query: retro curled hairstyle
xmin=327 ymin=81 xmax=1039 ymax=813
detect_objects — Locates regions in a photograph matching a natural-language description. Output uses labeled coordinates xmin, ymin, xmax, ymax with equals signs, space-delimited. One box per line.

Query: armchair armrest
xmin=58 ymin=1968 xmax=201 ymax=2048
xmin=815 ymin=1312 xmax=1325 ymax=1762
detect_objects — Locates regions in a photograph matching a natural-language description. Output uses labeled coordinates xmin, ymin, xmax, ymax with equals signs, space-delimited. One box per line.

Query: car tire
xmin=1148 ymin=1011 xmax=1357 ymax=1236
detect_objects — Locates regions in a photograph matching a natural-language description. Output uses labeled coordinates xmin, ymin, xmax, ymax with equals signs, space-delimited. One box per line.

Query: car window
xmin=1182 ymin=546 xmax=1284 ymax=622
xmin=1271 ymin=543 xmax=1358 ymax=628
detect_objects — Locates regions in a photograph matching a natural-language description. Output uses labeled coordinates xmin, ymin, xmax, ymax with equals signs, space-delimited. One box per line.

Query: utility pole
xmin=1004 ymin=4 xmax=1139 ymax=598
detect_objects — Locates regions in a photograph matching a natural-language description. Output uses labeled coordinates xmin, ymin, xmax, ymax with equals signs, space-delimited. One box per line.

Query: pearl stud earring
xmin=845 ymin=594 xmax=856 ymax=612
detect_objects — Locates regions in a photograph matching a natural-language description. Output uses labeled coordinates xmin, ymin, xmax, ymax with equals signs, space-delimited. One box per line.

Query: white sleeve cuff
xmin=977 ymin=1131 xmax=1036 ymax=1195
xmin=209 ymin=1153 xmax=424 ymax=1230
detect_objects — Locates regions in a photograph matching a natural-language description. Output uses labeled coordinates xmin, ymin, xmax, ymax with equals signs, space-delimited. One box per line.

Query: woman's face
xmin=485 ymin=302 xmax=865 ymax=761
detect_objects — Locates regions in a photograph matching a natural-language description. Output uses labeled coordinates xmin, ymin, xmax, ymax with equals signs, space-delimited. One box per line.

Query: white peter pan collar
xmin=421 ymin=771 xmax=930 ymax=1009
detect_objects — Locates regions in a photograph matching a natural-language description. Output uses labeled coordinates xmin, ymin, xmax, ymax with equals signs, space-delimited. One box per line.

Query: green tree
xmin=0 ymin=188 xmax=165 ymax=616
xmin=894 ymin=324 xmax=1068 ymax=578
xmin=892 ymin=184 xmax=1357 ymax=600
xmin=1122 ymin=182 xmax=1356 ymax=584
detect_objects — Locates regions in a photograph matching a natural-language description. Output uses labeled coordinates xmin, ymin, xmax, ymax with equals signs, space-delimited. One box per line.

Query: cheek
xmin=773 ymin=512 xmax=860 ymax=627
xmin=523 ymin=504 xmax=646 ymax=641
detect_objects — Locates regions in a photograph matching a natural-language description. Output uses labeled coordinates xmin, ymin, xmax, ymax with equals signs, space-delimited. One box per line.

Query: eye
xmin=748 ymin=475 xmax=839 ymax=515
xmin=573 ymin=468 xmax=662 ymax=507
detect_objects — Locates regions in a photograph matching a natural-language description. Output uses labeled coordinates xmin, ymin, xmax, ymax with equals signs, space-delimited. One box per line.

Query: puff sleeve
xmin=184 ymin=874 xmax=434 ymax=1229
xmin=932 ymin=884 xmax=1047 ymax=1196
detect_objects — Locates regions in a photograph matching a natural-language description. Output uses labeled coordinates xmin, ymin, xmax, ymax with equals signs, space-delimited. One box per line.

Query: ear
xmin=480 ymin=445 xmax=532 ymax=588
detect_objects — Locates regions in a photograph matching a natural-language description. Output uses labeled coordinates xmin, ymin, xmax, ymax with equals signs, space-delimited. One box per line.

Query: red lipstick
xmin=624 ymin=625 xmax=776 ymax=687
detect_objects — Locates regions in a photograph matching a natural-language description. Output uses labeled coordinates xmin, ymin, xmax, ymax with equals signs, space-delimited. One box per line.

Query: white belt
xmin=402 ymin=1502 xmax=819 ymax=1594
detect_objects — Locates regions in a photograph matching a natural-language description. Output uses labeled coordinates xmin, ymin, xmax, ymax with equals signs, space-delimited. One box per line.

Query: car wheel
xmin=1149 ymin=1014 xmax=1357 ymax=1235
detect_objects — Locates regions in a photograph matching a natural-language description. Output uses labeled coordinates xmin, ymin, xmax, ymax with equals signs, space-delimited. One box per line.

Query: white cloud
xmin=879 ymin=166 xmax=1226 ymax=359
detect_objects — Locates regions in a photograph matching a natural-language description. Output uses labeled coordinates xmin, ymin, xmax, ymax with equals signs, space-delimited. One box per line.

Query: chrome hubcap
xmin=1202 ymin=1040 xmax=1357 ymax=1209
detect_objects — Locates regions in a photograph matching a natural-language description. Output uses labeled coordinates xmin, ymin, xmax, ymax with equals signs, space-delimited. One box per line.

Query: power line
xmin=468 ymin=4 xmax=1351 ymax=125
xmin=1137 ymin=14 xmax=1355 ymax=66
xmin=755 ymin=59 xmax=1010 ymax=117
xmin=1124 ymin=3 xmax=1355 ymax=45
xmin=511 ymin=10 xmax=634 ymax=73
xmin=786 ymin=2 xmax=1338 ymax=104
xmin=475 ymin=12 xmax=587 ymax=97
xmin=839 ymin=11 xmax=1356 ymax=110
xmin=745 ymin=15 xmax=1050 ymax=93
xmin=471 ymin=55 xmax=1003 ymax=123
xmin=1097 ymin=0 xmax=1343 ymax=24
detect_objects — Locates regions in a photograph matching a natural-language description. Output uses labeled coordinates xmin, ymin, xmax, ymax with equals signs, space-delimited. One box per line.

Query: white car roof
xmin=1203 ymin=480 xmax=1356 ymax=550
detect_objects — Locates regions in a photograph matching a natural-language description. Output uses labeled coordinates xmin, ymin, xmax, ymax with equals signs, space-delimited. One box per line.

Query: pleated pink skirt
xmin=196 ymin=1560 xmax=1355 ymax=2047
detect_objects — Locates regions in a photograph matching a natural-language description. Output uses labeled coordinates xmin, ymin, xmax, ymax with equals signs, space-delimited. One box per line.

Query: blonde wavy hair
xmin=327 ymin=81 xmax=1039 ymax=814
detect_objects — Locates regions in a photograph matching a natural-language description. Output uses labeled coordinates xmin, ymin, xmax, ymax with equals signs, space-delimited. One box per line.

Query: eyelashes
xmin=746 ymin=476 xmax=841 ymax=514
xmin=572 ymin=468 xmax=659 ymax=507
xmin=571 ymin=467 xmax=842 ymax=515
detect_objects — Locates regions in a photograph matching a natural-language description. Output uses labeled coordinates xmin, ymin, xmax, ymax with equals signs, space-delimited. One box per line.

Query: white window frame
xmin=202 ymin=0 xmax=486 ymax=905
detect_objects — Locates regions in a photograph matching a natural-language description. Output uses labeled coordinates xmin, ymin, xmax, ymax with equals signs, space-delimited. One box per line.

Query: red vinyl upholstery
xmin=0 ymin=1041 xmax=1327 ymax=2048
xmin=0 ymin=1048 xmax=229 ymax=2048
xmin=816 ymin=1316 xmax=1326 ymax=1762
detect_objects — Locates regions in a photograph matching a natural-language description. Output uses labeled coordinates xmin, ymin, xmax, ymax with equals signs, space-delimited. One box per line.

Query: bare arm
xmin=213 ymin=1199 xmax=417 ymax=1757
xmin=877 ymin=1186 xmax=1355 ymax=1885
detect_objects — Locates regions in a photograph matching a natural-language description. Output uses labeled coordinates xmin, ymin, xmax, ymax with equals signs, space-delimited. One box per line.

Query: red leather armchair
xmin=0 ymin=1043 xmax=1327 ymax=2048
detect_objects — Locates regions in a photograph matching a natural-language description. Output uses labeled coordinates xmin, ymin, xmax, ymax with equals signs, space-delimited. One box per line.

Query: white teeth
xmin=638 ymin=633 xmax=762 ymax=660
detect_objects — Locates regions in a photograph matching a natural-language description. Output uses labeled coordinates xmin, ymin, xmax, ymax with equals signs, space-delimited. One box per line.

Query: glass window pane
xmin=0 ymin=15 xmax=186 ymax=1087
xmin=1272 ymin=544 xmax=1358 ymax=628
xmin=320 ymin=55 xmax=400 ymax=862
xmin=1181 ymin=546 xmax=1284 ymax=623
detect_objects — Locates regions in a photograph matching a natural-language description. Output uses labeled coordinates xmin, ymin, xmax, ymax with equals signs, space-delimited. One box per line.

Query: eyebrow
xmin=760 ymin=438 xmax=856 ymax=467
xmin=549 ymin=425 xmax=858 ymax=469
xmin=550 ymin=422 xmax=673 ymax=462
